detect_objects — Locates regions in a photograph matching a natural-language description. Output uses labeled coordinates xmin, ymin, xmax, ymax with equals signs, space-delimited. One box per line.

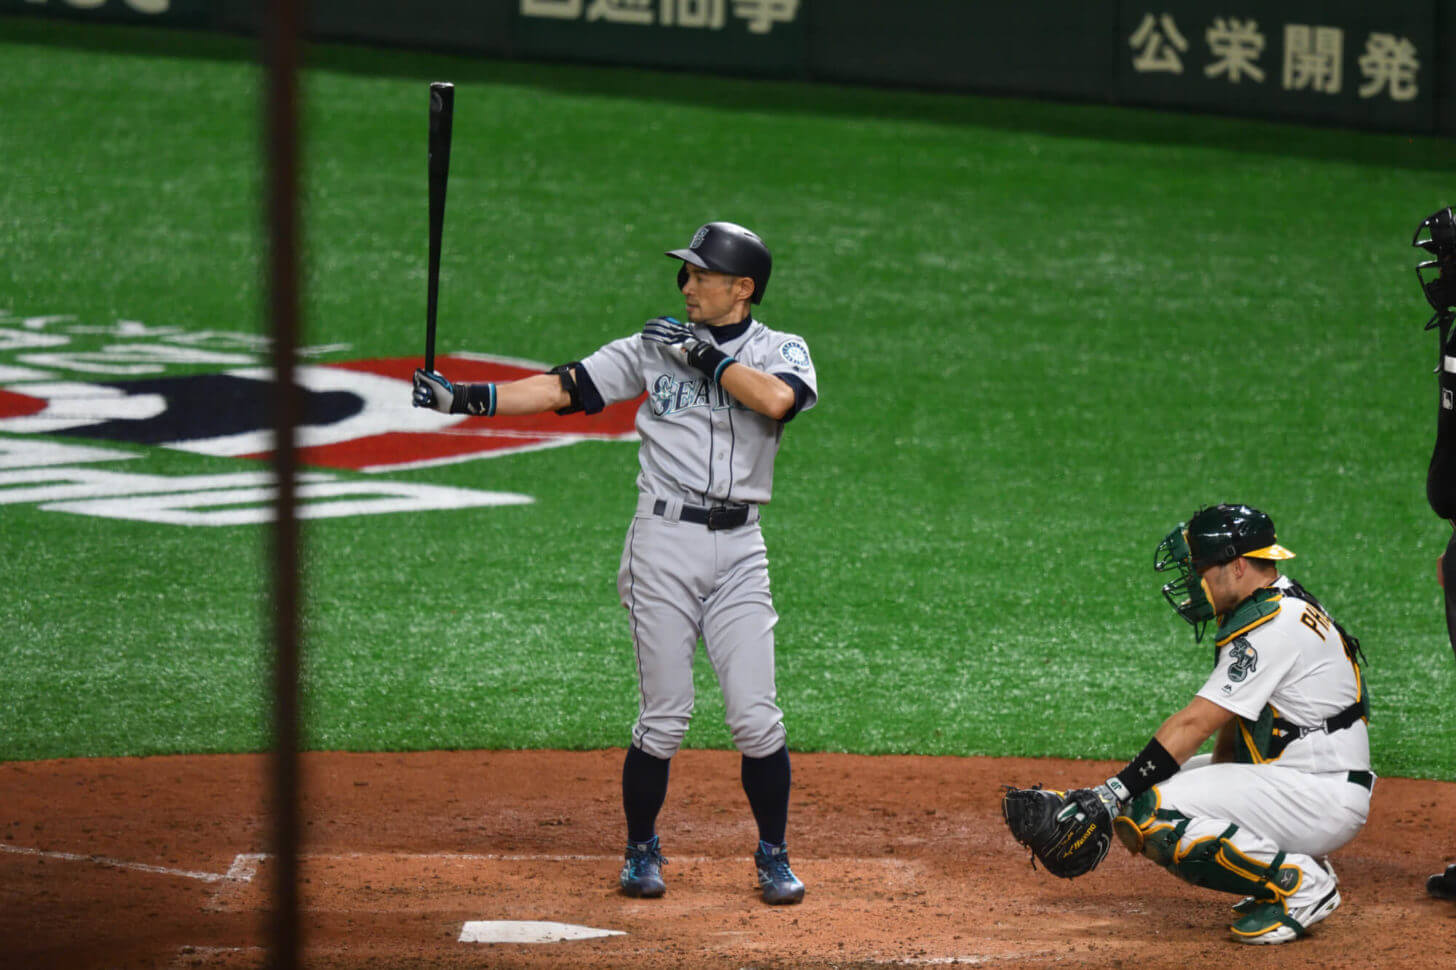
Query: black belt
xmin=1347 ymin=770 xmax=1373 ymax=790
xmin=652 ymin=499 xmax=749 ymax=531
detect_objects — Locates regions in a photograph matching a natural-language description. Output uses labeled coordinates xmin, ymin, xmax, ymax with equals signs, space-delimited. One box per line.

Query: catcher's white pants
xmin=1155 ymin=760 xmax=1371 ymax=907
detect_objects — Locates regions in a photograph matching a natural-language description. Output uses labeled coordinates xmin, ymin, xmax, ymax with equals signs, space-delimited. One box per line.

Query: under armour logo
xmin=1138 ymin=762 xmax=1155 ymax=777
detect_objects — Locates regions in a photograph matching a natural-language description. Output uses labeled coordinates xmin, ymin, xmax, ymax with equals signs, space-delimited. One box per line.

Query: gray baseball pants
xmin=617 ymin=493 xmax=786 ymax=760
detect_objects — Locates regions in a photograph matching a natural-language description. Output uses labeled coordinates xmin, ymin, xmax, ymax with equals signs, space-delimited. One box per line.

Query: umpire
xmin=412 ymin=221 xmax=817 ymax=905
xmin=1414 ymin=206 xmax=1456 ymax=901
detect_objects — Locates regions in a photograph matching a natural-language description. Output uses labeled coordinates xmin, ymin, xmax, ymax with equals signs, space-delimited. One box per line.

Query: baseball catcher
xmin=1002 ymin=505 xmax=1371 ymax=945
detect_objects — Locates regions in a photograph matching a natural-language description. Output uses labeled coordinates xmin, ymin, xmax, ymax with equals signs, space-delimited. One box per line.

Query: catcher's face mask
xmin=1155 ymin=525 xmax=1216 ymax=642
xmin=1414 ymin=206 xmax=1456 ymax=326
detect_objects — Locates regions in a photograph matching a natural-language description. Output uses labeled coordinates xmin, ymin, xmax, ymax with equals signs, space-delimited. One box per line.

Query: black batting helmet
xmin=666 ymin=221 xmax=772 ymax=304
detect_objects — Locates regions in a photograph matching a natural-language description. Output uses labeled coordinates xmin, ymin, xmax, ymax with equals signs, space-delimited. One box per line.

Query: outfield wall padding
xmin=4 ymin=0 xmax=1452 ymax=136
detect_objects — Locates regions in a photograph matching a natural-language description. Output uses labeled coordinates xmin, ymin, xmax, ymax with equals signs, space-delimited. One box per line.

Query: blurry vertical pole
xmin=264 ymin=0 xmax=303 ymax=968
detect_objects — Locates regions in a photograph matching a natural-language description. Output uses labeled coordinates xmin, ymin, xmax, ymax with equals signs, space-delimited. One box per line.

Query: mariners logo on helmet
xmin=666 ymin=221 xmax=773 ymax=305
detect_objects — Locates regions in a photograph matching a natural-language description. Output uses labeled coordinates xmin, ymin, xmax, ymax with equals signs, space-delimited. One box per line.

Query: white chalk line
xmin=3 ymin=846 xmax=910 ymax=879
xmin=869 ymin=953 xmax=1058 ymax=967
xmin=271 ymin=851 xmax=916 ymax=865
xmin=164 ymin=945 xmax=266 ymax=970
xmin=0 ymin=843 xmax=264 ymax=883
xmin=2 ymin=847 xmax=911 ymax=881
xmin=1 ymin=846 xmax=1005 ymax=963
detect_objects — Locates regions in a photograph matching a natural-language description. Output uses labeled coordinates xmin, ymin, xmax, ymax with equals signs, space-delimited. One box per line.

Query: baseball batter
xmin=411 ymin=221 xmax=816 ymax=905
xmin=1036 ymin=505 xmax=1371 ymax=944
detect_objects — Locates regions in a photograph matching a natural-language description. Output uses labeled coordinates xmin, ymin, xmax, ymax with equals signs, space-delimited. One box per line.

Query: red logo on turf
xmin=0 ymin=354 xmax=642 ymax=473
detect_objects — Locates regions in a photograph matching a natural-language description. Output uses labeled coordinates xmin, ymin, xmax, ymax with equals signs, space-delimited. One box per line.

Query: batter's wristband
xmin=1112 ymin=737 xmax=1180 ymax=800
xmin=456 ymin=382 xmax=497 ymax=417
xmin=686 ymin=341 xmax=733 ymax=381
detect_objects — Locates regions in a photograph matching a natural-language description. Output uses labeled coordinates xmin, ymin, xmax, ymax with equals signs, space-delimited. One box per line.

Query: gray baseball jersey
xmin=577 ymin=317 xmax=817 ymax=760
xmin=579 ymin=319 xmax=817 ymax=505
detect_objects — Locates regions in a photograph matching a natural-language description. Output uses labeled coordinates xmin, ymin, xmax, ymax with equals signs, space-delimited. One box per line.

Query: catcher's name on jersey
xmin=581 ymin=318 xmax=817 ymax=507
xmin=1198 ymin=575 xmax=1370 ymax=773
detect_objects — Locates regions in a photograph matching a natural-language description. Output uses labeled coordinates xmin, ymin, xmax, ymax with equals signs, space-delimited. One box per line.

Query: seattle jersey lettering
xmin=649 ymin=373 xmax=746 ymax=416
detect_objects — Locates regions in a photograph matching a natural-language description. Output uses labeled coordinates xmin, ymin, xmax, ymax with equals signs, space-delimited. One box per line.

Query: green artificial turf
xmin=2 ymin=18 xmax=1453 ymax=778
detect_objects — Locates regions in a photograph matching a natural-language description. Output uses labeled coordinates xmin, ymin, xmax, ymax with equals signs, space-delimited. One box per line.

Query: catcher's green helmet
xmin=1154 ymin=504 xmax=1294 ymax=642
xmin=1185 ymin=503 xmax=1295 ymax=570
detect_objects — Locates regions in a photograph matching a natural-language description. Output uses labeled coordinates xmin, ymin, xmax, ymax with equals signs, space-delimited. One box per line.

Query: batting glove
xmin=640 ymin=315 xmax=694 ymax=347
xmin=678 ymin=337 xmax=736 ymax=381
xmin=412 ymin=368 xmax=458 ymax=413
xmin=640 ymin=317 xmax=736 ymax=382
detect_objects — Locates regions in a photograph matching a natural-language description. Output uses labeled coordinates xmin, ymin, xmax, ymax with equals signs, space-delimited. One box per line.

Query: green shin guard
xmin=1113 ymin=792 xmax=1301 ymax=900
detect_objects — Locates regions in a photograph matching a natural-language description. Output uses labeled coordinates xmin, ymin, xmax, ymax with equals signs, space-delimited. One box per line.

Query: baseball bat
xmin=425 ymin=81 xmax=455 ymax=373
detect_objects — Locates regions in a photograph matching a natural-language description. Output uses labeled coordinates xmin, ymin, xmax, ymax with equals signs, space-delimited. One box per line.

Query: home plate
xmin=459 ymin=920 xmax=627 ymax=944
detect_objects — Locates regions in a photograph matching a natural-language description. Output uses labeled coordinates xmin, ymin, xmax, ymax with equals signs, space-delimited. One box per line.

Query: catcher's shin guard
xmin=1113 ymin=790 xmax=1302 ymax=900
xmin=1113 ymin=790 xmax=1174 ymax=863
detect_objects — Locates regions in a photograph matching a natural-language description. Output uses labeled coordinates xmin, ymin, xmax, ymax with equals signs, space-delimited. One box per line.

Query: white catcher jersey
xmin=1196 ymin=575 xmax=1370 ymax=773
xmin=579 ymin=319 xmax=817 ymax=506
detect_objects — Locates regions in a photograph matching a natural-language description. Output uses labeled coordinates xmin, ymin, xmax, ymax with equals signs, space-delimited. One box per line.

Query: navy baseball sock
xmin=622 ymin=745 xmax=671 ymax=844
xmin=740 ymin=746 xmax=791 ymax=846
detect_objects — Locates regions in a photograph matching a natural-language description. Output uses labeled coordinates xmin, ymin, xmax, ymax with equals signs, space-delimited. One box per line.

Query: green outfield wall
xmin=5 ymin=1 xmax=1452 ymax=134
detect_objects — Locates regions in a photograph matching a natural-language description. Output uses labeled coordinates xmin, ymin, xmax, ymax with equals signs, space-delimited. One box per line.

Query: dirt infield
xmin=2 ymin=749 xmax=1453 ymax=969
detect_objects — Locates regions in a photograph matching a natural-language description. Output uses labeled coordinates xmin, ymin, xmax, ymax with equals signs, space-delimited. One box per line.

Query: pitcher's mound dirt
xmin=2 ymin=749 xmax=1452 ymax=969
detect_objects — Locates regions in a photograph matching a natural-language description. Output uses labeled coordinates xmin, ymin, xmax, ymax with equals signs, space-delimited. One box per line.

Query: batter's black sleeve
xmin=773 ymin=373 xmax=811 ymax=423
xmin=552 ymin=361 xmax=606 ymax=416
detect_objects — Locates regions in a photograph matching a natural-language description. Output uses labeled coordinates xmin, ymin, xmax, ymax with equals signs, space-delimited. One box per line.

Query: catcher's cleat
xmin=1238 ymin=857 xmax=1336 ymax=916
xmin=754 ymin=840 xmax=805 ymax=905
xmin=1230 ymin=884 xmax=1340 ymax=945
xmin=619 ymin=835 xmax=667 ymax=898
xmin=1429 ymin=864 xmax=1456 ymax=900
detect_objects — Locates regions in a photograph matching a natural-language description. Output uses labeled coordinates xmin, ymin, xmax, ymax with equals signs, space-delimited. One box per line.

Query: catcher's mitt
xmin=1000 ymin=785 xmax=1114 ymax=879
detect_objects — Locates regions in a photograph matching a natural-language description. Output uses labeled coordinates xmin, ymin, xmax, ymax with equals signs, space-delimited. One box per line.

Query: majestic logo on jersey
xmin=1226 ymin=637 xmax=1259 ymax=683
xmin=648 ymin=373 xmax=744 ymax=417
xmin=779 ymin=340 xmax=810 ymax=369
